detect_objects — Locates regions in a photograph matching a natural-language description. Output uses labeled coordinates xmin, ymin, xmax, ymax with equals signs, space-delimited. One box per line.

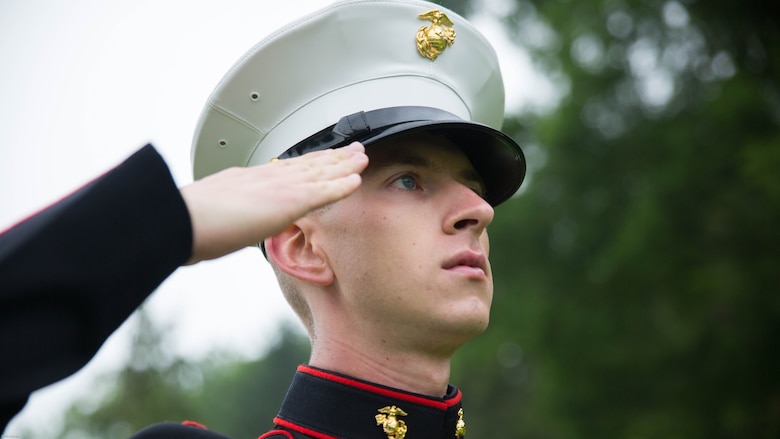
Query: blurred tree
xmin=56 ymin=313 xmax=309 ymax=439
xmin=191 ymin=324 xmax=310 ymax=439
xmin=58 ymin=310 xmax=203 ymax=438
xmin=446 ymin=0 xmax=780 ymax=438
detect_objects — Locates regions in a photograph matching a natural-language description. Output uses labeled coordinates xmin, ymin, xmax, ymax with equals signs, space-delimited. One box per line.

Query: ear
xmin=265 ymin=223 xmax=334 ymax=286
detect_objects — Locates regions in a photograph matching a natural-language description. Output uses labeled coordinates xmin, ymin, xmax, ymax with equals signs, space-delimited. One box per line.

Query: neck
xmin=309 ymin=336 xmax=454 ymax=397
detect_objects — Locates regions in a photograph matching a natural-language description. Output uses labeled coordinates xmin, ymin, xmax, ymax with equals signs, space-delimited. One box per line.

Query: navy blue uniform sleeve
xmin=0 ymin=145 xmax=193 ymax=429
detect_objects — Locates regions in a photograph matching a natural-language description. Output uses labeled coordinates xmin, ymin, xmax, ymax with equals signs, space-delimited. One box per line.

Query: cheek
xmin=320 ymin=205 xmax=401 ymax=271
xmin=482 ymin=231 xmax=490 ymax=255
xmin=319 ymin=192 xmax=438 ymax=275
xmin=482 ymin=231 xmax=492 ymax=278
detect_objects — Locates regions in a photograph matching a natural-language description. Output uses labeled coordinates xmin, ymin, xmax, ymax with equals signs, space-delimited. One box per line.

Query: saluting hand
xmin=180 ymin=142 xmax=368 ymax=264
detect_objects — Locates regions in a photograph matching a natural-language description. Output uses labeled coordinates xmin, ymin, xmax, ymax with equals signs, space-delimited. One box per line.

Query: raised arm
xmin=0 ymin=142 xmax=367 ymax=429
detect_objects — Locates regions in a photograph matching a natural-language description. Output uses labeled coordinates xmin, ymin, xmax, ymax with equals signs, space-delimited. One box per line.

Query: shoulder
xmin=258 ymin=430 xmax=296 ymax=439
xmin=129 ymin=422 xmax=233 ymax=439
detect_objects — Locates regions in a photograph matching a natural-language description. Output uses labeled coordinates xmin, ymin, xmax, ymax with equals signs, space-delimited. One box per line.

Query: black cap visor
xmin=278 ymin=106 xmax=526 ymax=206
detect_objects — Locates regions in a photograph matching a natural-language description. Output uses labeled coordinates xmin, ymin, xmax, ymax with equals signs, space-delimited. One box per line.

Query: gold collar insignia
xmin=376 ymin=405 xmax=408 ymax=439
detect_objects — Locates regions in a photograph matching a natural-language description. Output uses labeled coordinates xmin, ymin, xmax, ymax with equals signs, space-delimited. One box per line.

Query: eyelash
xmin=387 ymin=172 xmax=486 ymax=199
xmin=389 ymin=173 xmax=421 ymax=191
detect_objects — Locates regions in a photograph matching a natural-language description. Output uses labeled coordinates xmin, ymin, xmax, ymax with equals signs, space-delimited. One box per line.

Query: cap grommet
xmin=250 ymin=92 xmax=260 ymax=101
xmin=218 ymin=139 xmax=228 ymax=147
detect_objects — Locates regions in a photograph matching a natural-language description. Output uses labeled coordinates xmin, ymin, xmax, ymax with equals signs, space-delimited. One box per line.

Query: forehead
xmin=365 ymin=133 xmax=481 ymax=181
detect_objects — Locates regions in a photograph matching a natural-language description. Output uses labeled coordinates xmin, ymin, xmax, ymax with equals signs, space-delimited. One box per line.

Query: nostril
xmin=454 ymin=219 xmax=478 ymax=230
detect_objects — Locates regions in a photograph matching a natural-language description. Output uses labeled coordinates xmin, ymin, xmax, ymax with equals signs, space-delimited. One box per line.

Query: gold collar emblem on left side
xmin=376 ymin=405 xmax=408 ymax=439
xmin=416 ymin=10 xmax=456 ymax=61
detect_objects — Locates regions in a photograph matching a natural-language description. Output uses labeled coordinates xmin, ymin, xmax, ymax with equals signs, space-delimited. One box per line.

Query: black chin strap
xmin=277 ymin=106 xmax=461 ymax=159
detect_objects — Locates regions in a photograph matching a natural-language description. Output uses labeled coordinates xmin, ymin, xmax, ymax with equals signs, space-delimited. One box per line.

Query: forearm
xmin=0 ymin=145 xmax=192 ymax=427
xmin=0 ymin=140 xmax=367 ymax=430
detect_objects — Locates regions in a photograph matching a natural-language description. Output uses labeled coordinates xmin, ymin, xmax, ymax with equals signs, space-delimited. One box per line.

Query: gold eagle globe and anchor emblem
xmin=375 ymin=405 xmax=409 ymax=439
xmin=416 ymin=10 xmax=456 ymax=61
xmin=455 ymin=407 xmax=467 ymax=438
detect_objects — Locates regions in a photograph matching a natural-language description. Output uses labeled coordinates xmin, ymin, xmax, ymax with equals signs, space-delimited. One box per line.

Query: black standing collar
xmin=270 ymin=365 xmax=466 ymax=439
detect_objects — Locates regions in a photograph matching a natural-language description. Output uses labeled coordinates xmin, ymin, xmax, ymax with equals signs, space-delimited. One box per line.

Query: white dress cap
xmin=192 ymin=0 xmax=526 ymax=205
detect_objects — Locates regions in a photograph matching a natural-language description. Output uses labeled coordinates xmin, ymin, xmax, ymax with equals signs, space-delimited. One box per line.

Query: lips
xmin=442 ymin=251 xmax=488 ymax=278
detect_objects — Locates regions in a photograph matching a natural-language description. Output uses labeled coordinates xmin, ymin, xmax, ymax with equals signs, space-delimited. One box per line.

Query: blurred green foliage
xmin=448 ymin=0 xmax=780 ymax=437
xmin=58 ymin=313 xmax=309 ymax=439
xmin=54 ymin=0 xmax=779 ymax=437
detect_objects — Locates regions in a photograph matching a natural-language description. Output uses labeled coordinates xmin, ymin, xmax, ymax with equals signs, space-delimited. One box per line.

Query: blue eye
xmin=391 ymin=175 xmax=418 ymax=190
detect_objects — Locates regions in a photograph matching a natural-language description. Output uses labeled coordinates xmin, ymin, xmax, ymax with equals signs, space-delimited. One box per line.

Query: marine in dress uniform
xmin=1 ymin=1 xmax=526 ymax=438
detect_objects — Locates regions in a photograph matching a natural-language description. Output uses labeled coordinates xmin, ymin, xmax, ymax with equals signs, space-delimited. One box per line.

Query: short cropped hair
xmin=271 ymin=264 xmax=315 ymax=338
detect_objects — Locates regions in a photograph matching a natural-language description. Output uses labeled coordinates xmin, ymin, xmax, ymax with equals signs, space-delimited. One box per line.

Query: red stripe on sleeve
xmin=258 ymin=429 xmax=294 ymax=439
xmin=273 ymin=417 xmax=339 ymax=439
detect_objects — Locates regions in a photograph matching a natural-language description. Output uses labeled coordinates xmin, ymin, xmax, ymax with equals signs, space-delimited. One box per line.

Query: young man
xmin=1 ymin=1 xmax=525 ymax=438
xmin=173 ymin=1 xmax=526 ymax=438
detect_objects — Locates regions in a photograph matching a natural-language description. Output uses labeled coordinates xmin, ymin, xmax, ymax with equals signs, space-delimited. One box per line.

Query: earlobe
xmin=266 ymin=225 xmax=334 ymax=286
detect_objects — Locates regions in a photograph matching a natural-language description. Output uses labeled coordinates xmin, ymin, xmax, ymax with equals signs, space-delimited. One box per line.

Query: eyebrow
xmin=372 ymin=151 xmax=486 ymax=195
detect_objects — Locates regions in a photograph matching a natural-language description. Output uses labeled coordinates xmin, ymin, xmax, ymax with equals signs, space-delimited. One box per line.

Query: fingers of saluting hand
xmin=182 ymin=142 xmax=368 ymax=265
xmin=263 ymin=141 xmax=368 ymax=211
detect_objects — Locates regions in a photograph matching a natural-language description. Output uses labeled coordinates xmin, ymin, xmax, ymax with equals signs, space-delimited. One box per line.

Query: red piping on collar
xmin=298 ymin=365 xmax=462 ymax=410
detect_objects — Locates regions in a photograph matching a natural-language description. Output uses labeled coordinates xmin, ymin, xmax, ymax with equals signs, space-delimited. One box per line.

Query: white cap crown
xmin=192 ymin=0 xmax=507 ymax=179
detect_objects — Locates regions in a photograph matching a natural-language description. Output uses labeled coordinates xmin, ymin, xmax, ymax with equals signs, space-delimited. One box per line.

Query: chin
xmin=465 ymin=314 xmax=491 ymax=337
xmin=418 ymin=302 xmax=490 ymax=347
xmin=445 ymin=307 xmax=492 ymax=343
xmin=435 ymin=322 xmax=490 ymax=356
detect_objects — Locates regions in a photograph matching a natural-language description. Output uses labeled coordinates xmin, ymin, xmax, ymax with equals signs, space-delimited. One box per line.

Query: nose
xmin=443 ymin=182 xmax=495 ymax=235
